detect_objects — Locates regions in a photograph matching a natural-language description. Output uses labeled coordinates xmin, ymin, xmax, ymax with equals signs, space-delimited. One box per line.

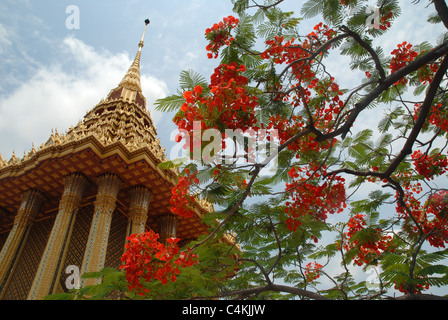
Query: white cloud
xmin=0 ymin=36 xmax=168 ymax=159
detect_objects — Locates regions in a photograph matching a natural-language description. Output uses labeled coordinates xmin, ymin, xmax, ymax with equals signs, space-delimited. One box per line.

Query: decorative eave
xmin=0 ymin=132 xmax=211 ymax=238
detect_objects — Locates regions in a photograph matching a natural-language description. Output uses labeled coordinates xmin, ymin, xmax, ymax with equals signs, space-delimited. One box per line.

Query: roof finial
xmin=118 ymin=19 xmax=150 ymax=92
xmin=139 ymin=19 xmax=150 ymax=52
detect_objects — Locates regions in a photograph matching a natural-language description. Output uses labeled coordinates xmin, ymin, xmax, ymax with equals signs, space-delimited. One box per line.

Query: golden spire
xmin=118 ymin=19 xmax=150 ymax=92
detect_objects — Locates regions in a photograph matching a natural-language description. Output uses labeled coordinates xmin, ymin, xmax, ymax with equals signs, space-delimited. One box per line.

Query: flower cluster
xmin=389 ymin=41 xmax=441 ymax=87
xmin=170 ymin=168 xmax=199 ymax=219
xmin=389 ymin=41 xmax=418 ymax=84
xmin=379 ymin=9 xmax=393 ymax=31
xmin=417 ymin=61 xmax=440 ymax=84
xmin=205 ymin=15 xmax=239 ymax=59
xmin=260 ymin=24 xmax=344 ymax=146
xmin=174 ymin=63 xmax=258 ymax=136
xmin=395 ymin=280 xmax=430 ymax=294
xmin=261 ymin=23 xmax=336 ymax=78
xmin=176 ymin=85 xmax=206 ymax=135
xmin=425 ymin=191 xmax=448 ymax=248
xmin=429 ymin=103 xmax=448 ymax=132
xmin=260 ymin=23 xmax=337 ymax=110
xmin=173 ymin=62 xmax=258 ymax=164
xmin=343 ymin=214 xmax=394 ymax=266
xmin=309 ymin=77 xmax=345 ymax=130
xmin=411 ymin=150 xmax=448 ymax=180
xmin=209 ymin=63 xmax=258 ymax=118
xmin=389 ymin=182 xmax=445 ymax=294
xmin=285 ymin=165 xmax=346 ymax=232
xmin=304 ymin=262 xmax=323 ymax=282
xmin=120 ymin=230 xmax=198 ymax=296
xmin=396 ymin=190 xmax=448 ymax=249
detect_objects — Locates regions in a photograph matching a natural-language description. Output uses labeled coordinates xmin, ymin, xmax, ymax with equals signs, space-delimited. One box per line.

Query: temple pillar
xmin=158 ymin=214 xmax=178 ymax=244
xmin=0 ymin=190 xmax=45 ymax=298
xmin=126 ymin=186 xmax=152 ymax=237
xmin=80 ymin=173 xmax=122 ymax=287
xmin=28 ymin=173 xmax=88 ymax=300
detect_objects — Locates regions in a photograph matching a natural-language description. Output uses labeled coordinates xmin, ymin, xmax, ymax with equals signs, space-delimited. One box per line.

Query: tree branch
xmin=384 ymin=54 xmax=448 ymax=176
xmin=190 ymin=165 xmax=260 ymax=252
xmin=339 ymin=25 xmax=386 ymax=80
xmin=213 ymin=283 xmax=331 ymax=300
xmin=249 ymin=0 xmax=285 ymax=10
xmin=326 ymin=40 xmax=448 ymax=140
xmin=236 ymin=258 xmax=272 ymax=284
xmin=433 ymin=0 xmax=448 ymax=29
xmin=278 ymin=33 xmax=351 ymax=81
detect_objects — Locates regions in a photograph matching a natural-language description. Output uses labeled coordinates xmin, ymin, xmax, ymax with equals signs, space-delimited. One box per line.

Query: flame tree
xmin=60 ymin=0 xmax=448 ymax=300
xmin=152 ymin=0 xmax=448 ymax=300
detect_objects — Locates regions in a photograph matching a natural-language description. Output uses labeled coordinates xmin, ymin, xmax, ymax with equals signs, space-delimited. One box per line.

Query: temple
xmin=0 ymin=20 xmax=210 ymax=300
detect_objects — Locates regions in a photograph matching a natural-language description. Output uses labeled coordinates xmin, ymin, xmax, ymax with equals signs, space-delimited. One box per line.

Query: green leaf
xmin=378 ymin=107 xmax=403 ymax=133
xmin=428 ymin=12 xmax=442 ymax=24
xmin=309 ymin=243 xmax=338 ymax=259
xmin=232 ymin=0 xmax=250 ymax=15
xmin=353 ymin=129 xmax=373 ymax=144
xmin=419 ymin=249 xmax=448 ymax=264
xmin=301 ymin=0 xmax=325 ymax=19
xmin=257 ymin=21 xmax=279 ymax=39
xmin=179 ymin=69 xmax=207 ymax=91
xmin=383 ymin=263 xmax=409 ymax=278
xmin=418 ymin=265 xmax=448 ymax=277
xmin=158 ymin=158 xmax=187 ymax=170
xmin=202 ymin=183 xmax=233 ymax=204
xmin=348 ymin=143 xmax=367 ymax=159
xmin=154 ymin=94 xmax=185 ymax=112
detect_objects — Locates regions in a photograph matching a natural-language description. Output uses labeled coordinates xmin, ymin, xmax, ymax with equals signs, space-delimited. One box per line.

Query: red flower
xmin=120 ymin=230 xmax=198 ymax=296
xmin=429 ymin=103 xmax=448 ymax=132
xmin=193 ymin=85 xmax=203 ymax=95
xmin=411 ymin=149 xmax=448 ymax=180
xmin=304 ymin=262 xmax=323 ymax=282
xmin=174 ymin=133 xmax=183 ymax=143
xmin=342 ymin=214 xmax=394 ymax=266
xmin=173 ymin=62 xmax=258 ymax=142
xmin=389 ymin=41 xmax=418 ymax=85
xmin=285 ymin=169 xmax=346 ymax=232
xmin=170 ymin=169 xmax=200 ymax=219
xmin=205 ymin=16 xmax=239 ymax=59
xmin=379 ymin=9 xmax=393 ymax=30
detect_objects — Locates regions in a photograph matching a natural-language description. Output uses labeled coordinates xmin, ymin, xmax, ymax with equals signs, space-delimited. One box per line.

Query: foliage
xmin=154 ymin=0 xmax=448 ymax=300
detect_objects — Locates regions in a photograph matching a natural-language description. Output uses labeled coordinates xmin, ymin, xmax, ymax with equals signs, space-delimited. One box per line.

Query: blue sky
xmin=0 ymin=0 xmax=445 ymax=161
xmin=0 ymin=0 xmax=236 ymax=159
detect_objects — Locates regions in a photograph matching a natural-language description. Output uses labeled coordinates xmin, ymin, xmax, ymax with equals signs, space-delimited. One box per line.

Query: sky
xmin=0 ymin=0 xmax=447 ymax=296
xmin=0 ymin=0 xmax=236 ymax=160
xmin=0 ymin=0 xmax=445 ymax=161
